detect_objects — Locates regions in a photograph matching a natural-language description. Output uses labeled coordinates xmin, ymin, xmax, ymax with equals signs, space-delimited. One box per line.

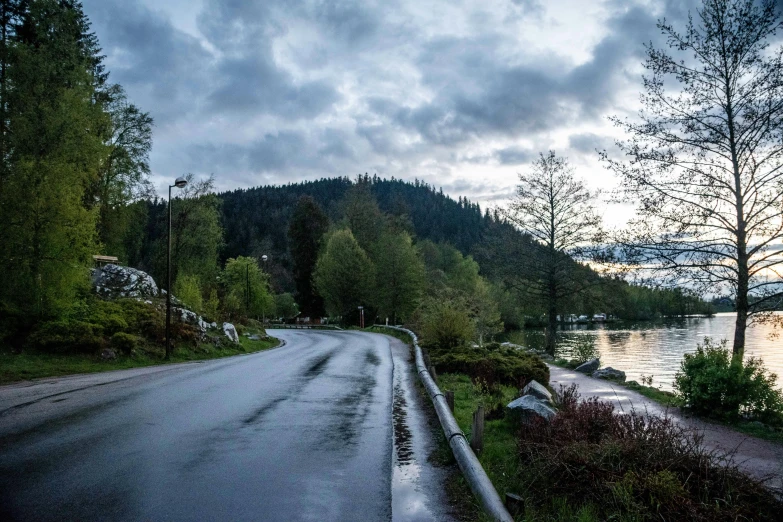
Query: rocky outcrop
xmin=223 ymin=322 xmax=239 ymax=343
xmin=575 ymin=358 xmax=600 ymax=374
xmin=592 ymin=367 xmax=626 ymax=382
xmin=507 ymin=395 xmax=557 ymax=423
xmin=92 ymin=264 xmax=159 ymax=299
xmin=174 ymin=307 xmax=209 ymax=333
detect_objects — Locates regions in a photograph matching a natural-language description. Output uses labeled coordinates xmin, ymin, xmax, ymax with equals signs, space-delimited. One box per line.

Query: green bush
xmin=417 ymin=299 xmax=475 ymax=350
xmin=28 ymin=319 xmax=105 ymax=353
xmin=111 ymin=332 xmax=140 ymax=354
xmin=432 ymin=342 xmax=549 ymax=389
xmin=675 ymin=338 xmax=783 ymax=422
xmin=174 ymin=273 xmax=203 ymax=314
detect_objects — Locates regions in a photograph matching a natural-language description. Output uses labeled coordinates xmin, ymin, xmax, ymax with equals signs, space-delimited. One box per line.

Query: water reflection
xmin=519 ymin=313 xmax=782 ymax=391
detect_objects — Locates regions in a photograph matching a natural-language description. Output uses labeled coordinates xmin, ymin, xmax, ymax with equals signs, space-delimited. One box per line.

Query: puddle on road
xmin=391 ymin=360 xmax=438 ymax=521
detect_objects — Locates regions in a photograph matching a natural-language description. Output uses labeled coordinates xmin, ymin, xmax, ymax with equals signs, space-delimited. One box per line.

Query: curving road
xmin=0 ymin=330 xmax=452 ymax=521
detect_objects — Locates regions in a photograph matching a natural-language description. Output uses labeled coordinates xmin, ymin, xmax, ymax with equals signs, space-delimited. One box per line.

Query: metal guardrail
xmin=375 ymin=325 xmax=514 ymax=522
xmin=264 ymin=324 xmax=342 ymax=330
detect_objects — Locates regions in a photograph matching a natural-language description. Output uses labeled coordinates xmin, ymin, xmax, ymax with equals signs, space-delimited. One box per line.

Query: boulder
xmin=507 ymin=395 xmax=557 ymax=424
xmin=222 ymin=322 xmax=239 ymax=343
xmin=592 ymin=367 xmax=626 ymax=382
xmin=173 ymin=307 xmax=209 ymax=333
xmin=521 ymin=380 xmax=553 ymax=404
xmin=92 ymin=264 xmax=159 ymax=299
xmin=100 ymin=348 xmax=117 ymax=360
xmin=575 ymin=358 xmax=600 ymax=374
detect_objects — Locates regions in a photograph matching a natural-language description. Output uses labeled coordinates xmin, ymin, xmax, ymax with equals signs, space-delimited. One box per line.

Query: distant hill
xmin=217 ymin=176 xmax=507 ymax=291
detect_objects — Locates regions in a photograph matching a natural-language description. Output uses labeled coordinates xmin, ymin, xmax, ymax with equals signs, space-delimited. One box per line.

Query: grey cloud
xmin=494 ymin=146 xmax=535 ymax=165
xmin=83 ymin=0 xmax=212 ymax=125
xmin=568 ymin=132 xmax=614 ymax=154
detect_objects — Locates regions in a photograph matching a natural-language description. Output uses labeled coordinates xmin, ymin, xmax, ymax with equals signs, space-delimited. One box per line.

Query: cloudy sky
xmin=82 ymin=0 xmax=743 ymax=217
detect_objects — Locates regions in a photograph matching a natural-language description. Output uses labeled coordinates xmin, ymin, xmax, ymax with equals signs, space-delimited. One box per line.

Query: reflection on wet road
xmin=0 ymin=330 xmax=431 ymax=521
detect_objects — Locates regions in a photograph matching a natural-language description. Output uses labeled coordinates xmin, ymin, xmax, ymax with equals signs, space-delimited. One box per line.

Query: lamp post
xmin=261 ymin=254 xmax=268 ymax=324
xmin=358 ymin=305 xmax=364 ymax=329
xmin=166 ymin=176 xmax=188 ymax=360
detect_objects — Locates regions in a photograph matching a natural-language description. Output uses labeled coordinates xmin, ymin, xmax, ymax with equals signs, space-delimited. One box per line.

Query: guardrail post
xmin=504 ymin=493 xmax=524 ymax=516
xmin=428 ymin=365 xmax=437 ymax=383
xmin=445 ymin=390 xmax=454 ymax=412
xmin=471 ymin=405 xmax=484 ymax=454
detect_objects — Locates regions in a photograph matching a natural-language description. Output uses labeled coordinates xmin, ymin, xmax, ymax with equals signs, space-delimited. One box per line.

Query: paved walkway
xmin=548 ymin=365 xmax=783 ymax=491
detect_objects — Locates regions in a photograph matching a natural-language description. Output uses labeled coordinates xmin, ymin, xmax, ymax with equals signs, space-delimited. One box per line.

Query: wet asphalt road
xmin=0 ymin=330 xmax=420 ymax=521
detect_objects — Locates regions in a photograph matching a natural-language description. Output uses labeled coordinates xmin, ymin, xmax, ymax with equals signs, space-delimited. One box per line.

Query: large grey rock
xmin=507 ymin=395 xmax=557 ymax=424
xmin=522 ymin=380 xmax=553 ymax=404
xmin=92 ymin=264 xmax=159 ymax=298
xmin=592 ymin=367 xmax=626 ymax=382
xmin=174 ymin=307 xmax=208 ymax=333
xmin=575 ymin=358 xmax=600 ymax=374
xmin=222 ymin=322 xmax=239 ymax=343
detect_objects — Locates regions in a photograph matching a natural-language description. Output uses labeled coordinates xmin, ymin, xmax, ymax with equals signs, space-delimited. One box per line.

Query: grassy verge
xmin=0 ymin=330 xmax=280 ymax=385
xmin=365 ymin=325 xmax=414 ymax=345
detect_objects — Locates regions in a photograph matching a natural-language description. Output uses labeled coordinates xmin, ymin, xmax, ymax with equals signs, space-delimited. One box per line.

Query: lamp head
xmin=174 ymin=176 xmax=188 ymax=188
xmin=261 ymin=255 xmax=268 ymax=262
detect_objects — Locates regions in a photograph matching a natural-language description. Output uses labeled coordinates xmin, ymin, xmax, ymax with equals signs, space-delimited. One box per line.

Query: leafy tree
xmin=92 ymin=83 xmax=154 ymax=257
xmin=167 ymin=175 xmax=223 ymax=290
xmin=371 ymin=230 xmax=425 ymax=324
xmin=313 ymin=229 xmax=374 ymax=319
xmin=605 ymin=0 xmax=783 ymax=357
xmin=501 ymin=151 xmax=603 ymax=354
xmin=222 ymin=256 xmax=273 ymax=320
xmin=274 ymin=293 xmax=299 ymax=320
xmin=288 ymin=195 xmax=329 ymax=316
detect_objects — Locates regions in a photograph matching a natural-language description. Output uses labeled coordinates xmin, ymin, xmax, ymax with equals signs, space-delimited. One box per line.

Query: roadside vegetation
xmin=436 ymin=375 xmax=782 ymax=521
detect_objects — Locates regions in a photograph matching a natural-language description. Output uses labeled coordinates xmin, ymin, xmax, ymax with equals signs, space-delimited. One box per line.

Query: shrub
xmin=111 ymin=332 xmax=140 ymax=355
xmin=514 ymin=386 xmax=782 ymax=521
xmin=28 ymin=319 xmax=105 ymax=353
xmin=432 ymin=342 xmax=549 ymax=389
xmin=417 ymin=299 xmax=475 ymax=351
xmin=564 ymin=335 xmax=598 ymax=363
xmin=675 ymin=338 xmax=783 ymax=422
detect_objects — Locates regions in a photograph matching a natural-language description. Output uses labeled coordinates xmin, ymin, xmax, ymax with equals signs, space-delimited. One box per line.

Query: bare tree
xmin=502 ymin=151 xmax=603 ymax=354
xmin=604 ymin=0 xmax=783 ymax=357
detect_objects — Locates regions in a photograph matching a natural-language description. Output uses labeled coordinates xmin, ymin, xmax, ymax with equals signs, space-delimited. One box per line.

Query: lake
xmin=517 ymin=312 xmax=782 ymax=391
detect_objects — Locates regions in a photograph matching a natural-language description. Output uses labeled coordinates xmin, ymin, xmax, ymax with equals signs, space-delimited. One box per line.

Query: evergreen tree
xmin=287 ymin=195 xmax=329 ymax=316
xmin=0 ymin=0 xmax=106 ymax=319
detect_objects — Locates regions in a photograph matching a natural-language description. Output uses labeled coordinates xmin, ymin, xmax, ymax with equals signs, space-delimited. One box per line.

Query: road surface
xmin=0 ymin=330 xmax=453 ymax=521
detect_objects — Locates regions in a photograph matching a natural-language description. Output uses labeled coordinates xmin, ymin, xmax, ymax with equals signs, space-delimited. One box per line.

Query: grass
xmin=0 ymin=328 xmax=280 ymax=385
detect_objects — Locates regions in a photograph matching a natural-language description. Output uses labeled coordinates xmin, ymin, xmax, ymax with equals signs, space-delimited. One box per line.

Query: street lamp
xmin=261 ymin=254 xmax=268 ymax=324
xmin=358 ymin=305 xmax=364 ymax=329
xmin=166 ymin=176 xmax=187 ymax=360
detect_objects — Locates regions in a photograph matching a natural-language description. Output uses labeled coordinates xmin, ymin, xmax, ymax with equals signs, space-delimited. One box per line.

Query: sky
xmin=79 ymin=0 xmax=779 ymax=220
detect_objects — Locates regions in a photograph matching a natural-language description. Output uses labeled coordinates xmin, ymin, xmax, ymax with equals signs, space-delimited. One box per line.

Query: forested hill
xmin=218 ymin=175 xmax=500 ymax=263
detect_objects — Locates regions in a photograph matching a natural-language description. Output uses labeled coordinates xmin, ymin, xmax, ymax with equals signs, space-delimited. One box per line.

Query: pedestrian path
xmin=548 ymin=364 xmax=783 ymax=491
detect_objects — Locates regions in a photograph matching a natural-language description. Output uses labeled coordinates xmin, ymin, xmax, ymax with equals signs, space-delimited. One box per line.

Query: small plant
xmin=640 ymin=374 xmax=654 ymax=387
xmin=675 ymin=337 xmax=783 ymax=422
xmin=562 ymin=335 xmax=598 ymax=363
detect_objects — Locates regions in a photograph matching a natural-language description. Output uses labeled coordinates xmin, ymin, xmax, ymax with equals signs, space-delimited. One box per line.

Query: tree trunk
xmin=733 ymin=251 xmax=749 ymax=360
xmin=546 ymin=305 xmax=557 ymax=356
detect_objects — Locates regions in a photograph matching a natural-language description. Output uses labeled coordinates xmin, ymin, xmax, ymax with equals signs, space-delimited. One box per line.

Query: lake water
xmin=518 ymin=313 xmax=782 ymax=391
